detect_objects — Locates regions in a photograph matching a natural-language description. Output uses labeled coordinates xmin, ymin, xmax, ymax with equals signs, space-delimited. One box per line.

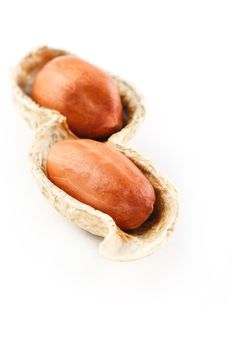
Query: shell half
xmin=30 ymin=116 xmax=179 ymax=261
xmin=11 ymin=46 xmax=145 ymax=145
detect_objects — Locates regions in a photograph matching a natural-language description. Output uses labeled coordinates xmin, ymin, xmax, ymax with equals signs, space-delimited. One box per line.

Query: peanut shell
xmin=11 ymin=46 xmax=179 ymax=261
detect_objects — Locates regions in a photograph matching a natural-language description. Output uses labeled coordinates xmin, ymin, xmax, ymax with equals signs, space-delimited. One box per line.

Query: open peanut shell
xmin=11 ymin=46 xmax=145 ymax=145
xmin=30 ymin=116 xmax=179 ymax=261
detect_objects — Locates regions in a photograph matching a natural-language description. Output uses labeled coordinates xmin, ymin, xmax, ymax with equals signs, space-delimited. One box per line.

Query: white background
xmin=0 ymin=0 xmax=233 ymax=349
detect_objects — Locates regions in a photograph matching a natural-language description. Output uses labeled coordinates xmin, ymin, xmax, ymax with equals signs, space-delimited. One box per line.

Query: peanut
xmin=46 ymin=139 xmax=155 ymax=230
xmin=32 ymin=55 xmax=123 ymax=139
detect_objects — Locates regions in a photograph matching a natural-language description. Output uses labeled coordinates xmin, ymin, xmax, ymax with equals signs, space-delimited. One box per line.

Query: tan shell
xmin=11 ymin=46 xmax=179 ymax=261
xmin=11 ymin=46 xmax=145 ymax=145
xmin=29 ymin=116 xmax=179 ymax=261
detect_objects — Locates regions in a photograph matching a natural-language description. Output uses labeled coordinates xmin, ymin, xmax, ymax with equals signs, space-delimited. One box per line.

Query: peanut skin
xmin=32 ymin=55 xmax=123 ymax=139
xmin=46 ymin=139 xmax=155 ymax=230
